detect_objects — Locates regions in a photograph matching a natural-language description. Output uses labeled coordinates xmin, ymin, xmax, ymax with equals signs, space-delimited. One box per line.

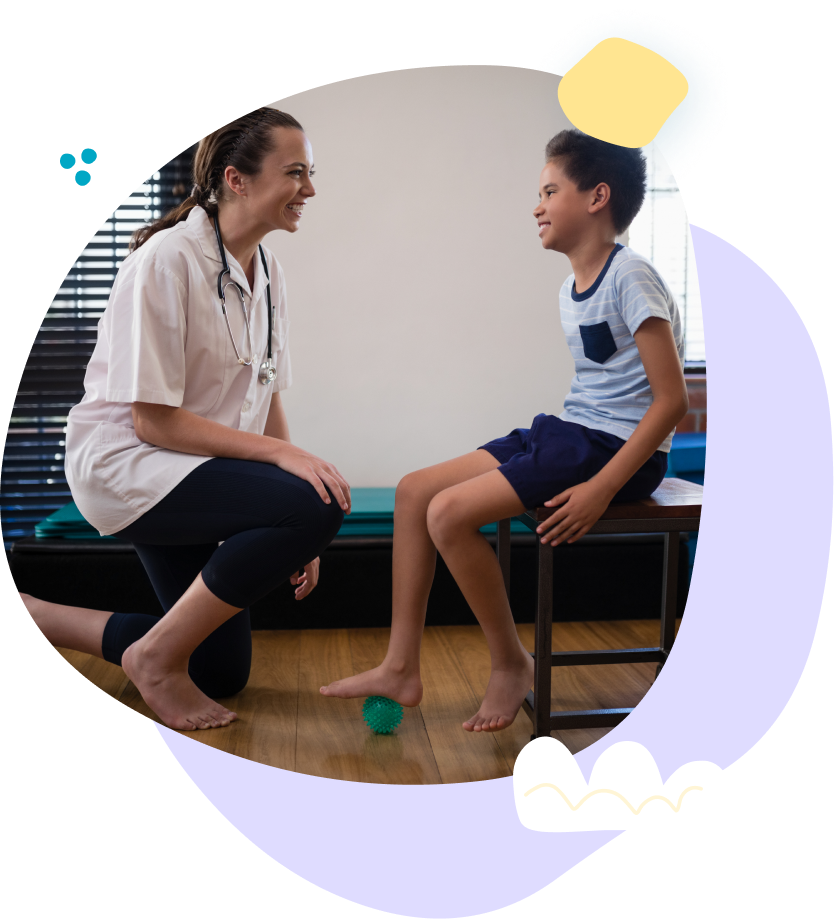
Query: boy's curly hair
xmin=545 ymin=130 xmax=647 ymax=235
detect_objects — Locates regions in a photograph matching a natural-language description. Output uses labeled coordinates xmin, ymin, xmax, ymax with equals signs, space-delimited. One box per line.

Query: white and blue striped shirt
xmin=559 ymin=245 xmax=683 ymax=452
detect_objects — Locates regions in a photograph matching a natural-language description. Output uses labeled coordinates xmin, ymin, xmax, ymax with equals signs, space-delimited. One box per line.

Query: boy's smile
xmin=534 ymin=160 xmax=608 ymax=254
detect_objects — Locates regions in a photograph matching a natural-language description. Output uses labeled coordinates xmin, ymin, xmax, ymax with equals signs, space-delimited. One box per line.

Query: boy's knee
xmin=396 ymin=470 xmax=428 ymax=507
xmin=426 ymin=490 xmax=466 ymax=546
xmin=394 ymin=469 xmax=434 ymax=511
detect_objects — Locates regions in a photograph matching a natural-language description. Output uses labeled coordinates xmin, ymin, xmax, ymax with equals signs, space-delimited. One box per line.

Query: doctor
xmin=24 ymin=107 xmax=349 ymax=731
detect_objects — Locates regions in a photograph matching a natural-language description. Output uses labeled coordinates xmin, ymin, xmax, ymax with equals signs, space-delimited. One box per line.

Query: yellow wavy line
xmin=523 ymin=783 xmax=703 ymax=814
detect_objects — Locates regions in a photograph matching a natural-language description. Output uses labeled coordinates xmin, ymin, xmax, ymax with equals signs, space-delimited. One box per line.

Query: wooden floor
xmin=56 ymin=620 xmax=676 ymax=785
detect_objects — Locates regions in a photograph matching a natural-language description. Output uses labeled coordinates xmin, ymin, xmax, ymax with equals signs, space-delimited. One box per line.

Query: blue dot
xmin=81 ymin=148 xmax=97 ymax=165
xmin=60 ymin=153 xmax=76 ymax=169
xmin=75 ymin=171 xmax=91 ymax=186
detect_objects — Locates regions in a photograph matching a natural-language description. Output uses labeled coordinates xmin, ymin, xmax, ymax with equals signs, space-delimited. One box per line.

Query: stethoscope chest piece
xmin=258 ymin=359 xmax=277 ymax=385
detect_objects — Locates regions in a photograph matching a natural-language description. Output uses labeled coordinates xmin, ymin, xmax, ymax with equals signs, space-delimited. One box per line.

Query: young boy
xmin=321 ymin=129 xmax=688 ymax=733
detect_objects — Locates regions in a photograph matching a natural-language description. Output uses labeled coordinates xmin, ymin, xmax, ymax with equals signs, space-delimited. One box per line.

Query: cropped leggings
xmin=101 ymin=458 xmax=344 ymax=698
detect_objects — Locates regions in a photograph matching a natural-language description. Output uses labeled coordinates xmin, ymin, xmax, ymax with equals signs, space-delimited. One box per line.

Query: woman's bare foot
xmin=122 ymin=639 xmax=237 ymax=731
xmin=463 ymin=652 xmax=534 ymax=733
xmin=320 ymin=663 xmax=423 ymax=707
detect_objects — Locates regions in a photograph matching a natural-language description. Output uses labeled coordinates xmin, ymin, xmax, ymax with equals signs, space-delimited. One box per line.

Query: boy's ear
xmin=588 ymin=182 xmax=611 ymax=214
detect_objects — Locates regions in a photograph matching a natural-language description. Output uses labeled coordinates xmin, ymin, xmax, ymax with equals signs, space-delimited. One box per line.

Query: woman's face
xmin=233 ymin=127 xmax=316 ymax=233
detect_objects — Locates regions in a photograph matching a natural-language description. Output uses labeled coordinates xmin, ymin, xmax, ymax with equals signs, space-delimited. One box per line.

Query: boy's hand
xmin=536 ymin=481 xmax=614 ymax=546
xmin=290 ymin=558 xmax=320 ymax=600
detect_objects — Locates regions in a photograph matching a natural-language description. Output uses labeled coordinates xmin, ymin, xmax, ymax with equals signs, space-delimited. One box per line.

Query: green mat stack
xmin=32 ymin=487 xmax=531 ymax=541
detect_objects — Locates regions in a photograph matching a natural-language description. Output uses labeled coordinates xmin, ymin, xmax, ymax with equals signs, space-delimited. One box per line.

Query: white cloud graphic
xmin=514 ymin=738 xmax=722 ymax=832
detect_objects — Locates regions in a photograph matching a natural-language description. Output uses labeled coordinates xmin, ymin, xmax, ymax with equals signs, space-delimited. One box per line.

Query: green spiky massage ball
xmin=362 ymin=696 xmax=404 ymax=734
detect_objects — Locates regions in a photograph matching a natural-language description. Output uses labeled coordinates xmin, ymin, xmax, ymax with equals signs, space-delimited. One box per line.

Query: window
xmin=0 ymin=150 xmax=195 ymax=548
xmin=628 ymin=144 xmax=705 ymax=365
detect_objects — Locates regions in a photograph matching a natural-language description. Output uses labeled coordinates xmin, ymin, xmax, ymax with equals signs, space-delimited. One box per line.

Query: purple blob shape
xmin=157 ymin=227 xmax=830 ymax=916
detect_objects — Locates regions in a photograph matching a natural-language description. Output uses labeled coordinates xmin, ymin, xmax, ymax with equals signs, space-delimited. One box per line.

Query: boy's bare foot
xmin=320 ymin=664 xmax=423 ymax=707
xmin=122 ymin=640 xmax=237 ymax=731
xmin=463 ymin=652 xmax=534 ymax=733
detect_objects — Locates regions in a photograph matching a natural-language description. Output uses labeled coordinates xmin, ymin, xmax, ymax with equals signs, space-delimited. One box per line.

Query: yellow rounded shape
xmin=558 ymin=38 xmax=688 ymax=148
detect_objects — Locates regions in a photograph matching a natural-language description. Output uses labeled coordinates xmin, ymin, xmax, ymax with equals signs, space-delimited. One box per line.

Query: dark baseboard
xmin=9 ymin=533 xmax=690 ymax=629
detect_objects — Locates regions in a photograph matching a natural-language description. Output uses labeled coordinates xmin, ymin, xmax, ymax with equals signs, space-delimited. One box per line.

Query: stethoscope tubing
xmin=212 ymin=216 xmax=276 ymax=384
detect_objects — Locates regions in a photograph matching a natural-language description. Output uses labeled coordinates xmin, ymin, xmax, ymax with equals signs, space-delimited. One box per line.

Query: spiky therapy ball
xmin=362 ymin=696 xmax=404 ymax=734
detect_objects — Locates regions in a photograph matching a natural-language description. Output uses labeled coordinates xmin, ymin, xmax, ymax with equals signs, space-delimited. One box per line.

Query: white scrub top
xmin=65 ymin=205 xmax=292 ymax=536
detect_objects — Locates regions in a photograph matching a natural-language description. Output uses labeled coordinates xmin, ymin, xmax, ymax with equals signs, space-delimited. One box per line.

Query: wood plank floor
xmin=55 ymin=620 xmax=677 ymax=784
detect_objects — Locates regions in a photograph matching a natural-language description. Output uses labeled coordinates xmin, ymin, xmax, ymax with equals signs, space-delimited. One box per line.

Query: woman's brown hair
xmin=130 ymin=107 xmax=304 ymax=251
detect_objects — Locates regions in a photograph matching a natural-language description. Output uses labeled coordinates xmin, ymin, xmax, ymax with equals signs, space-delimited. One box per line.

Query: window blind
xmin=0 ymin=149 xmax=196 ymax=548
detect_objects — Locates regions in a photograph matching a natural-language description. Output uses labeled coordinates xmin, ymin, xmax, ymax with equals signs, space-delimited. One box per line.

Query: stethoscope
xmin=213 ymin=217 xmax=277 ymax=385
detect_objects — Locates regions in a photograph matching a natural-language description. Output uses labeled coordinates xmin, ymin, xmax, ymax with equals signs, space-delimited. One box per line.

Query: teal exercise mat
xmin=340 ymin=487 xmax=530 ymax=536
xmin=34 ymin=487 xmax=531 ymax=540
xmin=34 ymin=502 xmax=112 ymax=539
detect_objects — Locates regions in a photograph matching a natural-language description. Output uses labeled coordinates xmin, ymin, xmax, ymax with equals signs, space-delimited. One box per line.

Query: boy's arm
xmin=537 ymin=317 xmax=688 ymax=546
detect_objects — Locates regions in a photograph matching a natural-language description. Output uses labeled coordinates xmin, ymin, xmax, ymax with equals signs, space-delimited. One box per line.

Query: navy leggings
xmin=101 ymin=458 xmax=344 ymax=698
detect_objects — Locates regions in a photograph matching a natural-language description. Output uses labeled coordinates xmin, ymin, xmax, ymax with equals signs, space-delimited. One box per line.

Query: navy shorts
xmin=478 ymin=414 xmax=667 ymax=509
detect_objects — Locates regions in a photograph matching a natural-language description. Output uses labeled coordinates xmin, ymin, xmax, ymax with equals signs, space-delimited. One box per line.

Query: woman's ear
xmin=223 ymin=165 xmax=247 ymax=198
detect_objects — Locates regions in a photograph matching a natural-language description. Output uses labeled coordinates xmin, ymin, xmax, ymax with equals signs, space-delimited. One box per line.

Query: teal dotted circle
xmin=81 ymin=148 xmax=97 ymax=164
xmin=60 ymin=153 xmax=76 ymax=169
xmin=75 ymin=171 xmax=91 ymax=186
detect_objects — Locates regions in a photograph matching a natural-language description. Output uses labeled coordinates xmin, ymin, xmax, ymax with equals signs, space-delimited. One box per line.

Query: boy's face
xmin=534 ymin=159 xmax=599 ymax=253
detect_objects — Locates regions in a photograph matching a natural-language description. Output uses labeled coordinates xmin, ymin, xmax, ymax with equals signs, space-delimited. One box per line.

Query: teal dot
xmin=81 ymin=148 xmax=97 ymax=164
xmin=60 ymin=153 xmax=75 ymax=169
xmin=75 ymin=170 xmax=91 ymax=186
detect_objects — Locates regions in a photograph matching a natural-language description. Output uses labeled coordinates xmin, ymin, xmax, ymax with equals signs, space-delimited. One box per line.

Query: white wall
xmin=264 ymin=66 xmax=578 ymax=486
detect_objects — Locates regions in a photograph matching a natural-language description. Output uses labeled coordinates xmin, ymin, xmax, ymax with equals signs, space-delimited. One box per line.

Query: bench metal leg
xmin=517 ymin=524 xmax=689 ymax=735
xmin=497 ymin=518 xmax=511 ymax=598
xmin=656 ymin=531 xmax=679 ymax=677
xmin=533 ymin=538 xmax=553 ymax=738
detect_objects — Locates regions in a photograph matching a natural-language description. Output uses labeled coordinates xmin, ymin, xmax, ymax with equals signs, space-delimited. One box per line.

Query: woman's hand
xmin=272 ymin=442 xmax=351 ymax=513
xmin=291 ymin=558 xmax=320 ymax=600
xmin=536 ymin=480 xmax=614 ymax=546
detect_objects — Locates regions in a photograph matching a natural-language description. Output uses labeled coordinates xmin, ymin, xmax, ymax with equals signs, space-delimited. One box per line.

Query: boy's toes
xmin=472 ymin=716 xmax=486 ymax=732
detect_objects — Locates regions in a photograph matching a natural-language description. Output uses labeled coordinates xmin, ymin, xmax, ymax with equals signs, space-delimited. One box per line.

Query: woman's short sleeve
xmin=104 ymin=256 xmax=188 ymax=406
xmin=268 ymin=256 xmax=293 ymax=391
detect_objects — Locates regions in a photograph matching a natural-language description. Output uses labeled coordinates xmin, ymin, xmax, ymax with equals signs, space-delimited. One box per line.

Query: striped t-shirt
xmin=559 ymin=244 xmax=683 ymax=453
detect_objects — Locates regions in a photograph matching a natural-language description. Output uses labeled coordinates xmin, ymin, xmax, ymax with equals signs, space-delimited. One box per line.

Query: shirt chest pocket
xmin=579 ymin=321 xmax=617 ymax=364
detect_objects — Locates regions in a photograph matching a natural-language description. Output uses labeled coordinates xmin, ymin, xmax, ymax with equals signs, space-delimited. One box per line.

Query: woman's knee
xmin=189 ymin=610 xmax=252 ymax=698
xmin=193 ymin=665 xmax=250 ymax=699
xmin=299 ymin=494 xmax=344 ymax=558
xmin=321 ymin=494 xmax=345 ymax=540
